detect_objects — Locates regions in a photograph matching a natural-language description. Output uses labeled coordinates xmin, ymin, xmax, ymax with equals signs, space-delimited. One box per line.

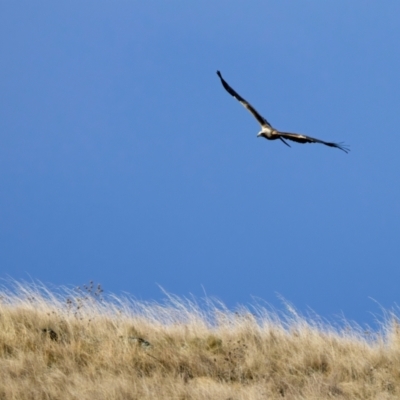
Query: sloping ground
xmin=0 ymin=282 xmax=399 ymax=399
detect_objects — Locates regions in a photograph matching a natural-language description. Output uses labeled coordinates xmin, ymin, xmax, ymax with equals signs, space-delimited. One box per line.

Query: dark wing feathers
xmin=216 ymin=71 xmax=271 ymax=127
xmin=279 ymin=136 xmax=291 ymax=147
xmin=278 ymin=132 xmax=350 ymax=153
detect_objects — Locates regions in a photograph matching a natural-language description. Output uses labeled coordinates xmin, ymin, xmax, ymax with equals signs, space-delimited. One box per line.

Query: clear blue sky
xmin=1 ymin=2 xmax=400 ymax=326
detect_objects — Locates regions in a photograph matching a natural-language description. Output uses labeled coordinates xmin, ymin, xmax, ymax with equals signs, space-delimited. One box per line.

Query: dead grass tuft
xmin=0 ymin=281 xmax=399 ymax=399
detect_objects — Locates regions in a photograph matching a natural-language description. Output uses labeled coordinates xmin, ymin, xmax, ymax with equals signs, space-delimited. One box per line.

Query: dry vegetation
xmin=1 ymin=281 xmax=400 ymax=399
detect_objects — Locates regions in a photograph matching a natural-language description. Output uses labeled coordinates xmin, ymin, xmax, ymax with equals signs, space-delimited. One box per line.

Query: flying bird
xmin=216 ymin=71 xmax=349 ymax=153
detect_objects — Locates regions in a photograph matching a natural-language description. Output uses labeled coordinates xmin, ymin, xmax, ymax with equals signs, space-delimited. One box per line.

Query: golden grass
xmin=0 ymin=281 xmax=399 ymax=399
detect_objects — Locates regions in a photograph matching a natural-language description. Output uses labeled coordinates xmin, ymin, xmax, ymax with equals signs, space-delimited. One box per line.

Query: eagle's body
xmin=258 ymin=125 xmax=279 ymax=140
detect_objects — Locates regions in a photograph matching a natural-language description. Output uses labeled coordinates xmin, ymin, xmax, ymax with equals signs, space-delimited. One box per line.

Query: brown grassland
xmin=1 ymin=281 xmax=400 ymax=399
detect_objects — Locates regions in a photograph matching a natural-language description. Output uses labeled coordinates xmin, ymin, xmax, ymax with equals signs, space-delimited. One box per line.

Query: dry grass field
xmin=0 ymin=281 xmax=399 ymax=400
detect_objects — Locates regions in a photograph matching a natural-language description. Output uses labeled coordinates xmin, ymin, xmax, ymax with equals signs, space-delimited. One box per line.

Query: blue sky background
xmin=1 ymin=1 xmax=400 ymax=326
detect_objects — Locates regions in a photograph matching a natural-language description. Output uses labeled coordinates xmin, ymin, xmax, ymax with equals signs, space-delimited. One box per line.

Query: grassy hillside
xmin=0 ymin=281 xmax=399 ymax=399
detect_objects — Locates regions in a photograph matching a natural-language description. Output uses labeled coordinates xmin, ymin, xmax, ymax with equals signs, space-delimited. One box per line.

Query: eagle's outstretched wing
xmin=278 ymin=131 xmax=350 ymax=153
xmin=217 ymin=71 xmax=271 ymax=127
